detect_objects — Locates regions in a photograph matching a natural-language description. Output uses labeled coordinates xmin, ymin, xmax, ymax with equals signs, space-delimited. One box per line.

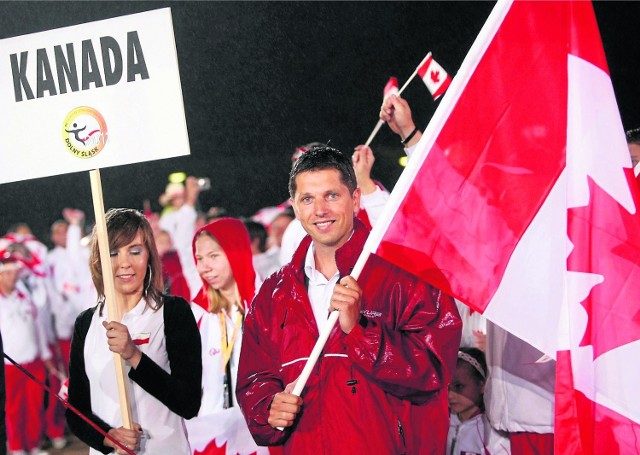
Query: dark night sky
xmin=1 ymin=1 xmax=639 ymax=245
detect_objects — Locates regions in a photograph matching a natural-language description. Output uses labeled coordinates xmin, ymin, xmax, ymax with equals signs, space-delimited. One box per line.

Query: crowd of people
xmin=1 ymin=94 xmax=639 ymax=455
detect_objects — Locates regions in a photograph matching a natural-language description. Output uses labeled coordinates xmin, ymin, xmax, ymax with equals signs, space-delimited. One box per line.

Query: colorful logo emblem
xmin=62 ymin=107 xmax=108 ymax=159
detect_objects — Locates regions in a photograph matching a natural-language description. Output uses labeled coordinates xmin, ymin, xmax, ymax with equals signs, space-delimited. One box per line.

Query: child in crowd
xmin=447 ymin=347 xmax=510 ymax=455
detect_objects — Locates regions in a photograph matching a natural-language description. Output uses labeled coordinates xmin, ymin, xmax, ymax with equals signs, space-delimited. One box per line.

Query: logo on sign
xmin=62 ymin=106 xmax=108 ymax=159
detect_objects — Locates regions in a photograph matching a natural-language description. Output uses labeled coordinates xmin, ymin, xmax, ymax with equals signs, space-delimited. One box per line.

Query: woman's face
xmin=110 ymin=230 xmax=149 ymax=299
xmin=195 ymin=234 xmax=235 ymax=294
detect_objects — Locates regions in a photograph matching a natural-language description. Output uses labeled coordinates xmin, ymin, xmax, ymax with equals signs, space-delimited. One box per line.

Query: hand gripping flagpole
xmin=364 ymin=53 xmax=432 ymax=147
xmin=289 ymin=250 xmax=371 ymax=397
xmin=90 ymin=169 xmax=134 ymax=429
xmin=275 ymin=250 xmax=371 ymax=431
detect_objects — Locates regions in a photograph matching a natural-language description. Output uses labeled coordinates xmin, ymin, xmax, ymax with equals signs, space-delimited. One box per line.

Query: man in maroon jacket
xmin=237 ymin=145 xmax=461 ymax=454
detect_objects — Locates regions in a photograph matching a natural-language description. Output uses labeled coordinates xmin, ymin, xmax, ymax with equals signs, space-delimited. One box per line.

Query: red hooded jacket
xmin=236 ymin=219 xmax=462 ymax=454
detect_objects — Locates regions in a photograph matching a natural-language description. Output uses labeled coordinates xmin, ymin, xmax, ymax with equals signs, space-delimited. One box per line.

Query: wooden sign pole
xmin=89 ymin=169 xmax=133 ymax=429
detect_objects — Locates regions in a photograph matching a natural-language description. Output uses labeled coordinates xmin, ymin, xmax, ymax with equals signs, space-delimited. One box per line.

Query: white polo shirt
xmin=303 ymin=244 xmax=340 ymax=334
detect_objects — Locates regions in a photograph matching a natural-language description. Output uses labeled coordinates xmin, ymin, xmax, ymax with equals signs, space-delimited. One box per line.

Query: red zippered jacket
xmin=236 ymin=219 xmax=461 ymax=454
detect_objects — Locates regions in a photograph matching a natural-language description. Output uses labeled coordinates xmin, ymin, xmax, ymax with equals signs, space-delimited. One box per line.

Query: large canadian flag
xmin=361 ymin=0 xmax=640 ymax=452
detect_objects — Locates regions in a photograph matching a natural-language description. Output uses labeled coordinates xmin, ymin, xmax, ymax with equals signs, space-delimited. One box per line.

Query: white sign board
xmin=0 ymin=8 xmax=190 ymax=184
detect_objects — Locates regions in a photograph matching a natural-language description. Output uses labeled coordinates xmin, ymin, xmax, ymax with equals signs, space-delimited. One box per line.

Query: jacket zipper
xmin=397 ymin=419 xmax=406 ymax=450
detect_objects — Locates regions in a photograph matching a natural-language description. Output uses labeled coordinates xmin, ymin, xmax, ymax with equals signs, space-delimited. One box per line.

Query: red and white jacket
xmin=237 ymin=219 xmax=462 ymax=454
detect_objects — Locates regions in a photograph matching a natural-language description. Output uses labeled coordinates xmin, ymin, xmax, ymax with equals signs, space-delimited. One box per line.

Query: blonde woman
xmin=188 ymin=217 xmax=272 ymax=455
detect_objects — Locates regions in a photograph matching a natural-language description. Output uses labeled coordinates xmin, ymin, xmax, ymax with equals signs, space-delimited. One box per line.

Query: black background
xmin=1 ymin=1 xmax=638 ymax=245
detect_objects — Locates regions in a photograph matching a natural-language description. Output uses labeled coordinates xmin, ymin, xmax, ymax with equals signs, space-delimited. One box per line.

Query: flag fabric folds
xmin=417 ymin=52 xmax=451 ymax=100
xmin=383 ymin=77 xmax=399 ymax=99
xmin=359 ymin=0 xmax=640 ymax=452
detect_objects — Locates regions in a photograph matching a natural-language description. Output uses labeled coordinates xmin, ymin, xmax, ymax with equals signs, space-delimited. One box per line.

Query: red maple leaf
xmin=567 ymin=169 xmax=640 ymax=359
xmin=430 ymin=70 xmax=441 ymax=83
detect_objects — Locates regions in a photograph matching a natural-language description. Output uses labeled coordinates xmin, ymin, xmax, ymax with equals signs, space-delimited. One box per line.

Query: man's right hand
xmin=380 ymin=94 xmax=421 ymax=146
xmin=268 ymin=388 xmax=303 ymax=429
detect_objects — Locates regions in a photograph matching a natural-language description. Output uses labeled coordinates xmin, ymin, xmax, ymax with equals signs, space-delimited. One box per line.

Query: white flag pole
xmin=363 ymin=53 xmax=432 ymax=147
xmin=364 ymin=120 xmax=385 ymax=147
xmin=89 ymin=169 xmax=134 ymax=429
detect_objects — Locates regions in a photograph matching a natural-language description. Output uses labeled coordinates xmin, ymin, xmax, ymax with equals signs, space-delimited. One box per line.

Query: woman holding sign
xmin=187 ymin=218 xmax=272 ymax=455
xmin=66 ymin=208 xmax=202 ymax=454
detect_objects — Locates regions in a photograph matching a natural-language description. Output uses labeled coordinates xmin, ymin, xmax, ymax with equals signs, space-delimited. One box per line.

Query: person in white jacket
xmin=159 ymin=176 xmax=203 ymax=299
xmin=188 ymin=217 xmax=269 ymax=455
xmin=0 ymin=249 xmax=53 ymax=455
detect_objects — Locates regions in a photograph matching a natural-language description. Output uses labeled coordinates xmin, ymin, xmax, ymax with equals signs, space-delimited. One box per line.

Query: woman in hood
xmin=187 ymin=217 xmax=272 ymax=455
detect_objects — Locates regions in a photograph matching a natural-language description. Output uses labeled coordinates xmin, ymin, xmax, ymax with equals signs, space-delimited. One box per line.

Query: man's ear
xmin=290 ymin=197 xmax=300 ymax=219
xmin=352 ymin=187 xmax=362 ymax=214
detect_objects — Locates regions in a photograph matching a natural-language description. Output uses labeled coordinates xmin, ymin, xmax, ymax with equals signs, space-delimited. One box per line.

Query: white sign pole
xmin=89 ymin=169 xmax=133 ymax=429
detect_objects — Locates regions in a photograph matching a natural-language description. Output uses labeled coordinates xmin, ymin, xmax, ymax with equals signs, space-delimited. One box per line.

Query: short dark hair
xmin=288 ymin=145 xmax=357 ymax=198
xmin=89 ymin=208 xmax=163 ymax=310
xmin=626 ymin=127 xmax=640 ymax=145
xmin=243 ymin=220 xmax=268 ymax=253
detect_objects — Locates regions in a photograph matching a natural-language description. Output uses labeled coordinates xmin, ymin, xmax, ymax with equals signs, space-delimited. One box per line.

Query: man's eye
xmin=327 ymin=193 xmax=337 ymax=200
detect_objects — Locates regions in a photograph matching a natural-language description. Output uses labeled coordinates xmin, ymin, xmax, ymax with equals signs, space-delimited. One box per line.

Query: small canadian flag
xmin=417 ymin=52 xmax=451 ymax=100
xmin=383 ymin=77 xmax=399 ymax=99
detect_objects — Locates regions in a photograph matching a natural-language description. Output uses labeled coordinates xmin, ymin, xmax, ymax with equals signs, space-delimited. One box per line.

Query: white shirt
xmin=447 ymin=413 xmax=511 ymax=455
xmin=47 ymin=225 xmax=97 ymax=339
xmin=0 ymin=289 xmax=51 ymax=364
xmin=159 ymin=205 xmax=202 ymax=299
xmin=253 ymin=248 xmax=281 ymax=282
xmin=304 ymin=244 xmax=339 ymax=333
xmin=187 ymin=304 xmax=267 ymax=455
xmin=84 ymin=299 xmax=190 ymax=455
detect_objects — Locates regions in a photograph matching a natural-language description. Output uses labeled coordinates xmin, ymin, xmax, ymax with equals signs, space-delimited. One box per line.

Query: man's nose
xmin=314 ymin=198 xmax=328 ymax=215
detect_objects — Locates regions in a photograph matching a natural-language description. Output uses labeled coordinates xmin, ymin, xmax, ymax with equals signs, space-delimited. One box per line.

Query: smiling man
xmin=237 ymin=145 xmax=462 ymax=454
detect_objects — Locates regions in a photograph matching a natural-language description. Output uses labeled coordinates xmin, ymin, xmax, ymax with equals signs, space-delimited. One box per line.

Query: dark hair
xmin=288 ymin=145 xmax=357 ymax=197
xmin=457 ymin=347 xmax=488 ymax=384
xmin=89 ymin=208 xmax=163 ymax=310
xmin=458 ymin=346 xmax=487 ymax=412
xmin=626 ymin=127 xmax=640 ymax=145
xmin=243 ymin=220 xmax=268 ymax=253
